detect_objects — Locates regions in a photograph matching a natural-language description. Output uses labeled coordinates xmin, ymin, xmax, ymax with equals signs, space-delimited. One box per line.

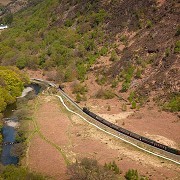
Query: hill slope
xmin=0 ymin=0 xmax=179 ymax=111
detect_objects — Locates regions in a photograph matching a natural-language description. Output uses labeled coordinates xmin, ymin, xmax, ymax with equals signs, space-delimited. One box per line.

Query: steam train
xmin=82 ymin=107 xmax=180 ymax=156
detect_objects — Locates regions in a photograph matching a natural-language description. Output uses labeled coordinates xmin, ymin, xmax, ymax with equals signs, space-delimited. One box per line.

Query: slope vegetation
xmin=0 ymin=0 xmax=179 ymax=111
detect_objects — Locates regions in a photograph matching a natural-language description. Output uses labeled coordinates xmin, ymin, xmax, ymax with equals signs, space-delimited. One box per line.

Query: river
xmin=1 ymin=83 xmax=42 ymax=165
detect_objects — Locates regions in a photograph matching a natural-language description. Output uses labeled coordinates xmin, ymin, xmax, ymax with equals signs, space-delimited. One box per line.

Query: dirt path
xmin=26 ymin=94 xmax=180 ymax=180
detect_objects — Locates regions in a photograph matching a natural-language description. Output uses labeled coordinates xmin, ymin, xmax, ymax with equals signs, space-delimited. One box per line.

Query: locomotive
xmin=83 ymin=107 xmax=180 ymax=156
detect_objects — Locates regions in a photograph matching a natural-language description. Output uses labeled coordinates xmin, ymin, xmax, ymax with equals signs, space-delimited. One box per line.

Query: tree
xmin=0 ymin=66 xmax=29 ymax=112
xmin=3 ymin=13 xmax=13 ymax=25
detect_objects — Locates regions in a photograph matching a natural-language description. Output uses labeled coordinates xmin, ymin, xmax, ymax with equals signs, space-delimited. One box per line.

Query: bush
xmin=104 ymin=161 xmax=121 ymax=174
xmin=131 ymin=101 xmax=136 ymax=109
xmin=146 ymin=20 xmax=153 ymax=28
xmin=110 ymin=50 xmax=118 ymax=61
xmin=64 ymin=19 xmax=73 ymax=27
xmin=99 ymin=47 xmax=108 ymax=56
xmin=96 ymin=75 xmax=107 ymax=85
xmin=3 ymin=13 xmax=13 ymax=24
xmin=135 ymin=68 xmax=142 ymax=79
xmin=1 ymin=165 xmax=45 ymax=180
xmin=125 ymin=169 xmax=139 ymax=180
xmin=72 ymin=83 xmax=88 ymax=95
xmin=121 ymin=82 xmax=130 ymax=92
xmin=16 ymin=57 xmax=27 ymax=69
xmin=67 ymin=158 xmax=119 ymax=180
xmin=96 ymin=89 xmax=115 ymax=99
xmin=128 ymin=91 xmax=136 ymax=103
xmin=174 ymin=40 xmax=180 ymax=53
xmin=111 ymin=80 xmax=119 ymax=88
xmin=120 ymin=35 xmax=128 ymax=45
xmin=163 ymin=95 xmax=180 ymax=112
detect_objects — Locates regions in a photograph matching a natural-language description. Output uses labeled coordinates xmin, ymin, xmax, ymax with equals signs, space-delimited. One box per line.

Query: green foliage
xmin=165 ymin=48 xmax=170 ymax=57
xmin=175 ymin=25 xmax=180 ymax=36
xmin=135 ymin=68 xmax=142 ymax=79
xmin=99 ymin=46 xmax=108 ymax=56
xmin=3 ymin=13 xmax=13 ymax=25
xmin=96 ymin=89 xmax=115 ymax=99
xmin=128 ymin=91 xmax=136 ymax=103
xmin=125 ymin=169 xmax=139 ymax=180
xmin=16 ymin=57 xmax=27 ymax=69
xmin=146 ymin=20 xmax=153 ymax=28
xmin=0 ymin=66 xmax=29 ymax=112
xmin=163 ymin=94 xmax=180 ymax=112
xmin=72 ymin=83 xmax=88 ymax=95
xmin=64 ymin=19 xmax=73 ymax=27
xmin=111 ymin=79 xmax=119 ymax=88
xmin=96 ymin=75 xmax=107 ymax=85
xmin=131 ymin=101 xmax=136 ymax=109
xmin=75 ymin=93 xmax=87 ymax=103
xmin=120 ymin=35 xmax=128 ymax=45
xmin=120 ymin=65 xmax=135 ymax=92
xmin=121 ymin=82 xmax=130 ymax=92
xmin=110 ymin=50 xmax=118 ymax=61
xmin=67 ymin=158 xmax=119 ymax=180
xmin=174 ymin=40 xmax=180 ymax=53
xmin=104 ymin=161 xmax=121 ymax=174
xmin=1 ymin=165 xmax=45 ymax=180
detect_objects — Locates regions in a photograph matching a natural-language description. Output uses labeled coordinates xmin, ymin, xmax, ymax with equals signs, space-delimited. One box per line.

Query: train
xmin=82 ymin=107 xmax=180 ymax=156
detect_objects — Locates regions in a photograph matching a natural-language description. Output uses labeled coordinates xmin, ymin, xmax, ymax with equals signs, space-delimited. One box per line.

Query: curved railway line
xmin=31 ymin=78 xmax=180 ymax=165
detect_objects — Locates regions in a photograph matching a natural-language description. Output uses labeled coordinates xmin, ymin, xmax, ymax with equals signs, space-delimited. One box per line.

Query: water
xmin=1 ymin=126 xmax=18 ymax=165
xmin=1 ymin=83 xmax=42 ymax=165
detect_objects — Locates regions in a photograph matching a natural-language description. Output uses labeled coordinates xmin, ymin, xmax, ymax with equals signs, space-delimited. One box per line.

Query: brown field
xmin=25 ymin=94 xmax=180 ymax=180
xmin=0 ymin=0 xmax=11 ymax=6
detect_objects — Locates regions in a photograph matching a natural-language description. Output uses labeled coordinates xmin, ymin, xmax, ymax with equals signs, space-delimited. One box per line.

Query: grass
xmin=163 ymin=94 xmax=180 ymax=112
xmin=26 ymin=95 xmax=70 ymax=166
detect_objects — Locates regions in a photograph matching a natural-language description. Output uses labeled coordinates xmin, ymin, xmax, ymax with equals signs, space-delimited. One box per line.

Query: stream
xmin=1 ymin=83 xmax=42 ymax=165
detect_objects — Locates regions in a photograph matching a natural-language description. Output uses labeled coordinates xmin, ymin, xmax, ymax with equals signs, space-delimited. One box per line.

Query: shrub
xmin=1 ymin=165 xmax=45 ymax=179
xmin=125 ymin=169 xmax=139 ymax=180
xmin=165 ymin=48 xmax=170 ymax=57
xmin=64 ymin=19 xmax=73 ymax=27
xmin=120 ymin=35 xmax=128 ymax=45
xmin=135 ymin=68 xmax=142 ymax=79
xmin=111 ymin=79 xmax=119 ymax=88
xmin=146 ymin=20 xmax=153 ymax=28
xmin=75 ymin=93 xmax=87 ymax=103
xmin=72 ymin=83 xmax=88 ymax=95
xmin=96 ymin=89 xmax=115 ymax=99
xmin=131 ymin=101 xmax=136 ymax=109
xmin=3 ymin=13 xmax=13 ymax=24
xmin=122 ymin=103 xmax=127 ymax=111
xmin=99 ymin=46 xmax=108 ymax=56
xmin=110 ymin=50 xmax=118 ymax=61
xmin=174 ymin=40 xmax=180 ymax=53
xmin=163 ymin=95 xmax=180 ymax=112
xmin=128 ymin=91 xmax=136 ymax=103
xmin=175 ymin=26 xmax=180 ymax=36
xmin=121 ymin=82 xmax=130 ymax=92
xmin=67 ymin=158 xmax=119 ymax=180
xmin=104 ymin=161 xmax=121 ymax=174
xmin=16 ymin=57 xmax=27 ymax=69
xmin=96 ymin=75 xmax=107 ymax=85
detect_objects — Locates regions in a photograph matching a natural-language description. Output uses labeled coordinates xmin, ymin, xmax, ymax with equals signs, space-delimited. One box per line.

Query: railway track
xmin=31 ymin=78 xmax=180 ymax=165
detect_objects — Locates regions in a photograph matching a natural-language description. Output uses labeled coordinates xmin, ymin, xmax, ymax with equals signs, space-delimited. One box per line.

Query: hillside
xmin=0 ymin=0 xmax=179 ymax=111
